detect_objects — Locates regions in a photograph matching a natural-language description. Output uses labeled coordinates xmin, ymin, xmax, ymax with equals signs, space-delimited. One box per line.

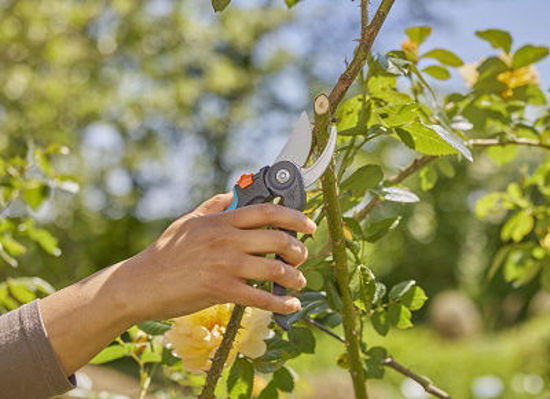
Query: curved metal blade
xmin=301 ymin=125 xmax=337 ymax=189
xmin=274 ymin=111 xmax=312 ymax=167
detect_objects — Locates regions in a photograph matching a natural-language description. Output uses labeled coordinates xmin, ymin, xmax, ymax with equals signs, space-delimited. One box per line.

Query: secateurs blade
xmin=227 ymin=112 xmax=337 ymax=330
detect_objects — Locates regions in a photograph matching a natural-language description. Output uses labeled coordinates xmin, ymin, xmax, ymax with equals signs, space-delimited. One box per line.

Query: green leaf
xmin=405 ymin=26 xmax=432 ymax=46
xmin=388 ymin=303 xmax=413 ymax=329
xmin=273 ymin=367 xmax=294 ymax=392
xmin=504 ymin=246 xmax=541 ymax=287
xmin=475 ymin=29 xmax=512 ymax=53
xmin=512 ymin=45 xmax=549 ymax=69
xmin=137 ymin=320 xmax=172 ymax=335
xmin=24 ymin=224 xmax=61 ymax=256
xmin=365 ymin=346 xmax=387 ymax=379
xmin=421 ymin=48 xmax=463 ymax=66
xmin=90 ymin=345 xmax=128 ymax=364
xmin=228 ymin=357 xmax=254 ymax=399
xmin=389 ymin=280 xmax=416 ymax=301
xmin=400 ymin=286 xmax=428 ymax=310
xmin=258 ymin=383 xmax=278 ymax=399
xmin=0 ymin=235 xmax=26 ymax=257
xmin=419 ymin=165 xmax=438 ymax=191
xmin=396 ymin=123 xmax=458 ymax=157
xmin=501 ymin=210 xmax=534 ymax=242
xmin=343 ymin=217 xmax=364 ymax=240
xmin=487 ymin=145 xmax=517 ymax=166
xmin=363 ymin=217 xmax=400 ymax=242
xmin=382 ymin=187 xmax=419 ymax=203
xmin=285 ymin=0 xmax=301 ymax=7
xmin=376 ymin=103 xmax=419 ymax=127
xmin=476 ymin=192 xmax=503 ymax=218
xmin=335 ymin=95 xmax=368 ymax=132
xmin=288 ymin=326 xmax=315 ymax=354
xmin=422 ymin=65 xmax=450 ymax=80
xmin=371 ymin=309 xmax=390 ymax=336
xmin=23 ymin=180 xmax=50 ymax=210
xmin=141 ymin=343 xmax=162 ymax=364
xmin=351 ymin=265 xmax=376 ymax=312
xmin=304 ymin=270 xmax=324 ymax=291
xmin=7 ymin=279 xmax=36 ymax=303
xmin=211 ymin=0 xmax=231 ymax=12
xmin=341 ymin=165 xmax=383 ymax=197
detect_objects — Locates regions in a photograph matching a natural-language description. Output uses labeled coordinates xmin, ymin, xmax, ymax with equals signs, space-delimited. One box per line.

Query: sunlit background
xmin=1 ymin=0 xmax=550 ymax=398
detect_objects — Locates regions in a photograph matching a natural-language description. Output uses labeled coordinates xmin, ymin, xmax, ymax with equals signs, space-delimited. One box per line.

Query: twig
xmin=383 ymin=357 xmax=452 ymax=399
xmin=354 ymin=155 xmax=435 ymax=221
xmin=304 ymin=318 xmax=452 ymax=399
xmin=198 ymin=305 xmax=245 ymax=399
xmin=467 ymin=137 xmax=550 ymax=150
xmin=328 ymin=0 xmax=395 ymax=114
xmin=314 ymin=94 xmax=368 ymax=399
xmin=353 ymin=137 xmax=550 ymax=221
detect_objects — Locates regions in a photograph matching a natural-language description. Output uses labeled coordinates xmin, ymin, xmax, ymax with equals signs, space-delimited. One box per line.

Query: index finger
xmin=223 ymin=203 xmax=316 ymax=234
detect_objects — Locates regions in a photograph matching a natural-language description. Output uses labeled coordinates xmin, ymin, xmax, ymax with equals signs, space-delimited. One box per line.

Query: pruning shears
xmin=227 ymin=112 xmax=337 ymax=330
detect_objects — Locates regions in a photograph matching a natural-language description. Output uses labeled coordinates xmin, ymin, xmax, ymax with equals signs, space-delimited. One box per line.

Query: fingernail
xmin=299 ymin=273 xmax=307 ymax=289
xmin=306 ymin=219 xmax=317 ymax=233
xmin=286 ymin=297 xmax=301 ymax=311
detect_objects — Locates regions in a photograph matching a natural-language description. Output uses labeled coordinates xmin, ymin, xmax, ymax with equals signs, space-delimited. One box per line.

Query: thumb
xmin=195 ymin=192 xmax=234 ymax=216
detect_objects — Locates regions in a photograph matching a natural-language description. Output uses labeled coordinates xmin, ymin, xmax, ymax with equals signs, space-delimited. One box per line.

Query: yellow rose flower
xmin=458 ymin=61 xmax=480 ymax=88
xmin=401 ymin=39 xmax=419 ymax=56
xmin=458 ymin=52 xmax=539 ymax=97
xmin=164 ymin=304 xmax=272 ymax=373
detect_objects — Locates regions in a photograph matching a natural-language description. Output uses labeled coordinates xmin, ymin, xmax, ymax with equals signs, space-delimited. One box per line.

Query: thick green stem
xmin=314 ymin=94 xmax=368 ymax=399
xmin=199 ymin=304 xmax=246 ymax=399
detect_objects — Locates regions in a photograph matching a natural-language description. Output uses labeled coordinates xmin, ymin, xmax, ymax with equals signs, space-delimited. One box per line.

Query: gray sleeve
xmin=0 ymin=300 xmax=76 ymax=399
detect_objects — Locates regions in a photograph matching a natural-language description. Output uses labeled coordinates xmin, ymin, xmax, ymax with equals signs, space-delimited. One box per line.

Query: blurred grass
xmin=287 ymin=315 xmax=550 ymax=398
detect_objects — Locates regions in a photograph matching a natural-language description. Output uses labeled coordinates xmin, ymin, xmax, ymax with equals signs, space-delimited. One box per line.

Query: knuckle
xmin=270 ymin=261 xmax=287 ymax=280
xmin=277 ymin=231 xmax=292 ymax=250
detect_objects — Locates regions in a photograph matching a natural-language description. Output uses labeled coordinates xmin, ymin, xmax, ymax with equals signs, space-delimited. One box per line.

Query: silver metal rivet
xmin=275 ymin=169 xmax=291 ymax=184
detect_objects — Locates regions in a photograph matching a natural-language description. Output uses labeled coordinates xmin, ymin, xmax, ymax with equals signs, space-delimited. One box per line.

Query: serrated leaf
xmin=365 ymin=346 xmax=387 ymax=379
xmin=421 ymin=48 xmax=463 ymax=66
xmin=138 ymin=320 xmax=172 ymax=335
xmin=0 ymin=235 xmax=26 ymax=257
xmin=288 ymin=327 xmax=315 ymax=354
xmin=476 ymin=192 xmax=503 ymax=218
xmin=24 ymin=224 xmax=61 ymax=256
xmin=7 ymin=279 xmax=36 ymax=303
xmin=211 ymin=0 xmax=231 ymax=12
xmin=23 ymin=180 xmax=49 ymax=210
xmin=429 ymin=124 xmax=473 ymax=162
xmin=501 ymin=210 xmax=534 ymax=242
xmin=405 ymin=26 xmax=432 ymax=46
xmin=273 ymin=367 xmax=294 ymax=392
xmin=90 ymin=345 xmax=128 ymax=364
xmin=389 ymin=280 xmax=416 ymax=301
xmin=228 ymin=357 xmax=254 ymax=399
xmin=400 ymin=286 xmax=428 ymax=310
xmin=419 ymin=165 xmax=438 ymax=191
xmin=388 ymin=303 xmax=413 ymax=329
xmin=363 ymin=217 xmax=400 ymax=242
xmin=371 ymin=309 xmax=390 ymax=336
xmin=512 ymin=45 xmax=549 ymax=69
xmin=341 ymin=165 xmax=383 ymax=197
xmin=475 ymin=29 xmax=512 ymax=53
xmin=396 ymin=123 xmax=458 ymax=157
xmin=376 ymin=103 xmax=419 ymax=127
xmin=422 ymin=65 xmax=451 ymax=80
xmin=382 ymin=187 xmax=419 ymax=203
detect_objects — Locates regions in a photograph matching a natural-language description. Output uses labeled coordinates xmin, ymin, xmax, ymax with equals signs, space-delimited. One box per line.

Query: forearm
xmin=39 ymin=257 xmax=139 ymax=376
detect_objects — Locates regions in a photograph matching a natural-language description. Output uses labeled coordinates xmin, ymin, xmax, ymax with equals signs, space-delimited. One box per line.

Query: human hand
xmin=123 ymin=192 xmax=316 ymax=322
